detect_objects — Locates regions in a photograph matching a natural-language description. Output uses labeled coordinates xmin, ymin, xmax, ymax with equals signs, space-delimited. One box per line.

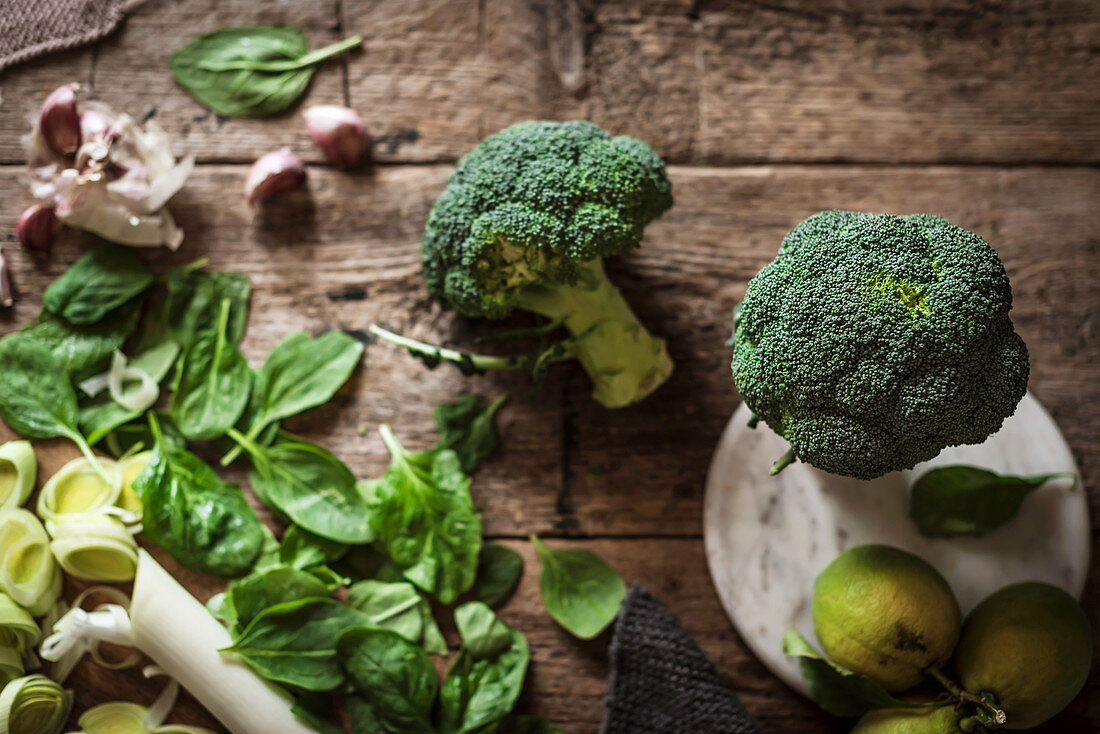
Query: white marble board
xmin=703 ymin=392 xmax=1090 ymax=696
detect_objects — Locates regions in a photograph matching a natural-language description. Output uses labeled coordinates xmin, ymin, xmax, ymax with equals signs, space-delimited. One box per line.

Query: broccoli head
xmin=420 ymin=120 xmax=674 ymax=408
xmin=732 ymin=211 xmax=1029 ymax=480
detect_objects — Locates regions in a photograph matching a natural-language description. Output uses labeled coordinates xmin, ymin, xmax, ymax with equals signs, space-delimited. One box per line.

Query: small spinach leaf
xmin=226 ymin=565 xmax=333 ymax=635
xmin=232 ymin=432 xmax=372 ymax=544
xmin=223 ymin=330 xmax=363 ymax=465
xmin=337 ymin=627 xmax=438 ymax=734
xmin=225 ymin=596 xmax=369 ymax=691
xmin=440 ymin=602 xmax=530 ymax=733
xmin=170 ymin=26 xmax=362 ymax=118
xmin=42 ymin=245 xmax=153 ymax=325
xmin=474 ymin=542 xmax=524 ymax=608
xmin=171 ymin=298 xmax=253 ymax=440
xmin=434 ymin=394 xmax=508 ymax=473
xmin=132 ymin=415 xmax=264 ymax=577
xmin=530 ymin=535 xmax=625 ymax=639
xmin=909 ymin=465 xmax=1077 ymax=538
xmin=367 ymin=426 xmax=482 ymax=604
xmin=347 ymin=579 xmax=447 ymax=655
xmin=782 ymin=629 xmax=919 ymax=717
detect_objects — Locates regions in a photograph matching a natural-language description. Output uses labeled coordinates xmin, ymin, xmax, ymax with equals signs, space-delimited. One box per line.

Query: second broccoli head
xmin=733 ymin=211 xmax=1029 ymax=480
xmin=421 ymin=120 xmax=674 ymax=408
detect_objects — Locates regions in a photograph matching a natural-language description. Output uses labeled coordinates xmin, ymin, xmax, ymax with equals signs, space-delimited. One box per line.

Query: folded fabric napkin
xmin=602 ymin=586 xmax=763 ymax=734
xmin=0 ymin=0 xmax=141 ymax=72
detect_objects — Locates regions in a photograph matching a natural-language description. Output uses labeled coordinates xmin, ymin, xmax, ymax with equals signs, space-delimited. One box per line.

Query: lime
xmin=850 ymin=705 xmax=969 ymax=734
xmin=813 ymin=545 xmax=961 ymax=691
xmin=954 ymin=581 xmax=1091 ymax=729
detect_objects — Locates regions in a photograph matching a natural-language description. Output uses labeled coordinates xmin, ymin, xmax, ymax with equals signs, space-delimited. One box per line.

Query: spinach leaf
xmin=474 ymin=542 xmax=524 ymax=608
xmin=494 ymin=716 xmax=563 ymax=734
xmin=347 ymin=579 xmax=447 ymax=655
xmin=42 ymin=245 xmax=153 ymax=325
xmin=225 ymin=565 xmax=333 ymax=635
xmin=0 ymin=335 xmax=107 ymax=477
xmin=367 ymin=426 xmax=482 ymax=604
xmin=440 ymin=602 xmax=530 ymax=733
xmin=782 ymin=629 xmax=918 ymax=717
xmin=337 ymin=627 xmax=438 ymax=734
xmin=279 ymin=525 xmax=348 ymax=570
xmin=22 ymin=299 xmax=142 ymax=380
xmin=170 ymin=26 xmax=362 ymax=118
xmin=132 ymin=415 xmax=264 ymax=577
xmin=434 ymin=394 xmax=508 ymax=474
xmin=224 ymin=596 xmax=369 ymax=691
xmin=223 ymin=330 xmax=363 ymax=464
xmin=530 ymin=535 xmax=625 ymax=639
xmin=171 ymin=298 xmax=253 ymax=440
xmin=909 ymin=465 xmax=1078 ymax=538
xmin=142 ymin=267 xmax=251 ymax=353
xmin=231 ymin=432 xmax=372 ymax=544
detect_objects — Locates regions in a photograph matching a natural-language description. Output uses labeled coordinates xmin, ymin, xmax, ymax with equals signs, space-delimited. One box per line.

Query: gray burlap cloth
xmin=602 ymin=586 xmax=763 ymax=734
xmin=0 ymin=0 xmax=143 ymax=72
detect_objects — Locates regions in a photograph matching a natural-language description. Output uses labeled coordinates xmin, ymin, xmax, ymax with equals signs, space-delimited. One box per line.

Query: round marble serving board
xmin=703 ymin=392 xmax=1090 ymax=697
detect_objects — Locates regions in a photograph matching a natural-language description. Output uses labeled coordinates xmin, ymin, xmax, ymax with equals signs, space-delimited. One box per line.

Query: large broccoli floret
xmin=413 ymin=120 xmax=674 ymax=408
xmin=732 ymin=211 xmax=1029 ymax=480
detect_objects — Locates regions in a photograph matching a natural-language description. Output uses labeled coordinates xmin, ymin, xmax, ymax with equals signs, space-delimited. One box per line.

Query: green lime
xmin=954 ymin=581 xmax=1091 ymax=729
xmin=813 ymin=545 xmax=961 ymax=691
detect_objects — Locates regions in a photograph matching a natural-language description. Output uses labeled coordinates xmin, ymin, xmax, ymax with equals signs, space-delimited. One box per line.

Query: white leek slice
xmin=46 ymin=516 xmax=138 ymax=583
xmin=0 ymin=512 xmax=60 ymax=616
xmin=37 ymin=459 xmax=122 ymax=524
xmin=0 ymin=674 xmax=72 ymax=734
xmin=77 ymin=702 xmax=147 ymax=734
xmin=41 ymin=552 xmax=320 ymax=734
xmin=0 ymin=443 xmax=36 ymax=511
xmin=78 ymin=352 xmax=160 ymax=413
xmin=114 ymin=452 xmax=152 ymax=522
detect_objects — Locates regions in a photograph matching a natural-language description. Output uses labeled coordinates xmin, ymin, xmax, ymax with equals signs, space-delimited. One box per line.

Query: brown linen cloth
xmin=0 ymin=0 xmax=143 ymax=72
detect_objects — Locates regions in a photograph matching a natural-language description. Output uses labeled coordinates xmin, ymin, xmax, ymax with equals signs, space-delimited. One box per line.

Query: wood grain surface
xmin=0 ymin=1 xmax=1097 ymax=732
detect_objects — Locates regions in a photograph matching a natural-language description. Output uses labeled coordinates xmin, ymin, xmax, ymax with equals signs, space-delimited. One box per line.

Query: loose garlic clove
xmin=38 ymin=83 xmax=82 ymax=156
xmin=245 ymin=148 xmax=307 ymax=205
xmin=16 ymin=204 xmax=61 ymax=258
xmin=304 ymin=105 xmax=369 ymax=169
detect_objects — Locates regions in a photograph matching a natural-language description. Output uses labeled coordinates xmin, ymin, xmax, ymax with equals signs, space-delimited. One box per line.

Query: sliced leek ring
xmin=0 ymin=645 xmax=25 ymax=690
xmin=77 ymin=702 xmax=147 ymax=734
xmin=114 ymin=452 xmax=151 ymax=521
xmin=36 ymin=459 xmax=122 ymax=524
xmin=46 ymin=516 xmax=138 ymax=583
xmin=0 ymin=443 xmax=36 ymax=511
xmin=0 ymin=592 xmax=40 ymax=655
xmin=0 ymin=511 xmax=59 ymax=616
xmin=0 ymin=673 xmax=72 ymax=734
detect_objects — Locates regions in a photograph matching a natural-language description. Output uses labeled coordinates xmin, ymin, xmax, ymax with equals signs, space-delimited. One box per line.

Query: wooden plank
xmin=88 ymin=0 xmax=348 ymax=164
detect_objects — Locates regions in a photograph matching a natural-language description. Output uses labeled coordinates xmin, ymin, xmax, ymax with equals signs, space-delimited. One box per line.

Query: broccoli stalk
xmin=510 ymin=258 xmax=672 ymax=407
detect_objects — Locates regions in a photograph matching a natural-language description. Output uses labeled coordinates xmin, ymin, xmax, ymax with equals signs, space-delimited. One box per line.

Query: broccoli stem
xmin=512 ymin=258 xmax=674 ymax=408
xmin=769 ymin=447 xmax=797 ymax=475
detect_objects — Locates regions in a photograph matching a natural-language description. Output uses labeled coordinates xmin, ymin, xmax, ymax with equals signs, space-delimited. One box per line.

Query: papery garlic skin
xmin=24 ymin=93 xmax=193 ymax=251
xmin=16 ymin=204 xmax=60 ymax=257
xmin=304 ymin=105 xmax=369 ymax=168
xmin=245 ymin=148 xmax=307 ymax=204
xmin=38 ymin=83 xmax=81 ymax=156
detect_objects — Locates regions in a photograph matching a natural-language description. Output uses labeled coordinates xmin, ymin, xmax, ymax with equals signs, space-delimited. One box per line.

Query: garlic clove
xmin=38 ymin=83 xmax=82 ymax=156
xmin=304 ymin=105 xmax=369 ymax=169
xmin=245 ymin=148 xmax=308 ymax=205
xmin=16 ymin=204 xmax=61 ymax=258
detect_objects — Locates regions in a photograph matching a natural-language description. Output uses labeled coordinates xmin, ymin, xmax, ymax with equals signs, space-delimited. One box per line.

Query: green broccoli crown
xmin=732 ymin=211 xmax=1030 ymax=480
xmin=422 ymin=120 xmax=673 ymax=318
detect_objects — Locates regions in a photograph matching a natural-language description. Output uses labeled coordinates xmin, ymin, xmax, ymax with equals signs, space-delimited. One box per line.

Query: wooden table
xmin=1 ymin=1 xmax=1097 ymax=732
